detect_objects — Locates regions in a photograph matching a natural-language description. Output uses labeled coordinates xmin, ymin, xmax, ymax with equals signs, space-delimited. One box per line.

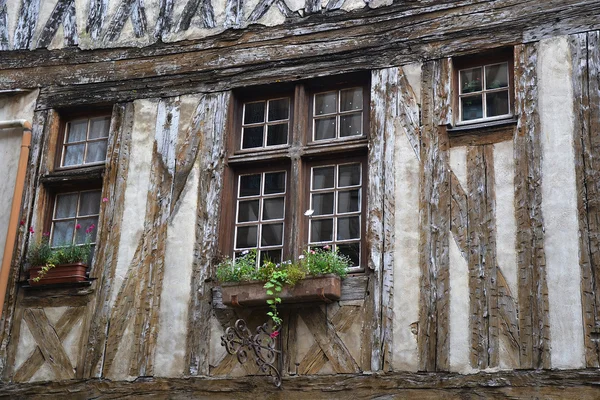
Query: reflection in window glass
xmin=234 ymin=171 xmax=286 ymax=267
xmin=241 ymin=98 xmax=290 ymax=149
xmin=458 ymin=62 xmax=511 ymax=122
xmin=61 ymin=116 xmax=110 ymax=167
xmin=309 ymin=163 xmax=362 ymax=268
xmin=51 ymin=189 xmax=101 ymax=248
xmin=313 ymin=87 xmax=363 ymax=141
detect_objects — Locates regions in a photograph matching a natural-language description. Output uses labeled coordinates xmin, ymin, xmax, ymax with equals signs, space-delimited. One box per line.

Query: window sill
xmin=40 ymin=165 xmax=105 ymax=185
xmin=448 ymin=117 xmax=517 ymax=133
xmin=212 ymin=274 xmax=368 ymax=309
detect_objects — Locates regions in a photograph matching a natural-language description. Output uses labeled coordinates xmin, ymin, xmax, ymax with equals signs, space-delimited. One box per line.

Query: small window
xmin=60 ymin=116 xmax=110 ymax=167
xmin=50 ymin=189 xmax=101 ymax=256
xmin=454 ymin=50 xmax=513 ymax=125
xmin=241 ymin=97 xmax=290 ymax=149
xmin=313 ymin=87 xmax=364 ymax=141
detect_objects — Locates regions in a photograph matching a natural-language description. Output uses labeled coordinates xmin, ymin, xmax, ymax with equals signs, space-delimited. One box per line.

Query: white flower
xmin=298 ymin=255 xmax=305 ymax=260
xmin=304 ymin=209 xmax=314 ymax=217
xmin=242 ymin=250 xmax=249 ymax=255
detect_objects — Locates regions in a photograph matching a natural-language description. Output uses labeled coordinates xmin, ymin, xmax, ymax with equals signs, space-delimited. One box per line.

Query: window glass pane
xmin=236 ymin=225 xmax=258 ymax=248
xmin=460 ymin=67 xmax=482 ymax=94
xmin=63 ymin=144 xmax=85 ymax=166
xmin=338 ymin=163 xmax=361 ymax=187
xmin=338 ymin=243 xmax=360 ymax=267
xmin=85 ymin=140 xmax=108 ymax=163
xmin=239 ymin=174 xmax=261 ymax=197
xmin=338 ymin=190 xmax=360 ymax=213
xmin=264 ymin=172 xmax=286 ymax=195
xmin=261 ymin=249 xmax=282 ymax=265
xmin=79 ymin=191 xmax=101 ymax=216
xmin=263 ymin=198 xmax=284 ymax=220
xmin=244 ymin=101 xmax=265 ymax=124
xmin=266 ymin=123 xmax=288 ymax=146
xmin=340 ymin=113 xmax=362 ymax=137
xmin=55 ymin=193 xmax=78 ymax=219
xmin=52 ymin=220 xmax=75 ymax=247
xmin=461 ymin=95 xmax=483 ymax=121
xmin=312 ymin=166 xmax=335 ymax=190
xmin=486 ymin=90 xmax=510 ymax=117
xmin=238 ymin=200 xmax=260 ymax=222
xmin=315 ymin=92 xmax=337 ymax=115
xmin=261 ymin=223 xmax=283 ymax=246
xmin=485 ymin=63 xmax=509 ymax=90
xmin=268 ymin=98 xmax=289 ymax=121
xmin=337 ymin=216 xmax=360 ymax=240
xmin=242 ymin=126 xmax=264 ymax=149
xmin=314 ymin=117 xmax=336 ymax=140
xmin=312 ymin=192 xmax=334 ymax=215
xmin=340 ymin=88 xmax=362 ymax=112
xmin=75 ymin=217 xmax=98 ymax=244
xmin=66 ymin=120 xmax=88 ymax=143
xmin=310 ymin=219 xmax=333 ymax=243
xmin=89 ymin=117 xmax=110 ymax=139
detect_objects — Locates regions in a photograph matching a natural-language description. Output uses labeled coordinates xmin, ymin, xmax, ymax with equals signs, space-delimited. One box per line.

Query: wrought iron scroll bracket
xmin=220 ymin=319 xmax=282 ymax=387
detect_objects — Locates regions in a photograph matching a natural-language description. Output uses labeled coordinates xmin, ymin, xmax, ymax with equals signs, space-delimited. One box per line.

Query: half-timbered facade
xmin=0 ymin=0 xmax=600 ymax=398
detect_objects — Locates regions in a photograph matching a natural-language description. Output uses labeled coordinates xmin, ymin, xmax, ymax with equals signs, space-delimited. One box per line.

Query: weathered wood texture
xmin=185 ymin=91 xmax=230 ymax=376
xmin=368 ymin=68 xmax=398 ymax=371
xmin=418 ymin=59 xmax=451 ymax=372
xmin=1 ymin=1 xmax=600 ymax=108
xmin=176 ymin=0 xmax=216 ymax=32
xmin=513 ymin=43 xmax=551 ymax=369
xmin=1 ymin=369 xmax=600 ymax=399
xmin=0 ymin=0 xmax=8 ymax=51
xmin=87 ymin=0 xmax=108 ymax=40
xmin=102 ymin=0 xmax=148 ymax=43
xmin=14 ymin=306 xmax=83 ymax=382
xmin=36 ymin=0 xmax=78 ymax=48
xmin=466 ymin=145 xmax=499 ymax=369
xmin=12 ymin=0 xmax=39 ymax=50
xmin=571 ymin=31 xmax=600 ymax=368
xmin=82 ymin=103 xmax=134 ymax=378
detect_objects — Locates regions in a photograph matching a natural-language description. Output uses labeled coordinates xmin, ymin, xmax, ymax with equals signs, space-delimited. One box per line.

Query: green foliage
xmin=302 ymin=247 xmax=349 ymax=279
xmin=26 ymin=236 xmax=53 ymax=267
xmin=216 ymin=247 xmax=350 ymax=330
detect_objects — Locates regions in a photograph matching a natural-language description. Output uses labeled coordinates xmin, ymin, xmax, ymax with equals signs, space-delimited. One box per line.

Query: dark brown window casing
xmin=453 ymin=48 xmax=515 ymax=126
xmin=222 ymin=74 xmax=370 ymax=270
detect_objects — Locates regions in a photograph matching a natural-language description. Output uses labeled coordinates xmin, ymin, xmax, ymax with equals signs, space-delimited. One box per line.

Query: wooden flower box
xmin=28 ymin=262 xmax=88 ymax=286
xmin=221 ymin=274 xmax=342 ymax=307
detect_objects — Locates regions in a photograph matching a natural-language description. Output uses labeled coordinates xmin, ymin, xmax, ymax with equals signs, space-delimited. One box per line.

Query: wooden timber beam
xmin=0 ymin=369 xmax=600 ymax=399
xmin=0 ymin=0 xmax=598 ymax=109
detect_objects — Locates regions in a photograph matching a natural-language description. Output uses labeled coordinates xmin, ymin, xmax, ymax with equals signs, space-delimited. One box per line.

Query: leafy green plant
xmin=216 ymin=247 xmax=349 ymax=330
xmin=27 ymin=224 xmax=95 ymax=282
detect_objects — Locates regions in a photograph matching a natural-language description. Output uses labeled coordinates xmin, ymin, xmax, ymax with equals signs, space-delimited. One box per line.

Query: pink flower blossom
xmin=42 ymin=232 xmax=50 ymax=237
xmin=270 ymin=331 xmax=279 ymax=339
xmin=102 ymin=197 xmax=109 ymax=203
xmin=310 ymin=250 xmax=315 ymax=254
xmin=85 ymin=224 xmax=96 ymax=234
xmin=75 ymin=224 xmax=81 ymax=230
xmin=28 ymin=226 xmax=34 ymax=234
xmin=20 ymin=220 xmax=25 ymax=226
xmin=323 ymin=245 xmax=330 ymax=250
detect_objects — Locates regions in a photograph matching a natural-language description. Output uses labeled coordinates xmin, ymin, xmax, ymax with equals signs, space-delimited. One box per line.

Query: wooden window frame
xmin=221 ymin=73 xmax=370 ymax=271
xmin=453 ymin=48 xmax=515 ymax=126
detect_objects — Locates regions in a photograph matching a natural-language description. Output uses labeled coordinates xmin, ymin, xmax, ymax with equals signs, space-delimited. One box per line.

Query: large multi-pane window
xmin=60 ymin=116 xmax=110 ymax=167
xmin=224 ymin=76 xmax=369 ymax=270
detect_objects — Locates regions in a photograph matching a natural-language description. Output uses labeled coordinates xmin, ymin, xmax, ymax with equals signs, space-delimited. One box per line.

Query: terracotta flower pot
xmin=221 ymin=274 xmax=342 ymax=307
xmin=28 ymin=262 xmax=87 ymax=286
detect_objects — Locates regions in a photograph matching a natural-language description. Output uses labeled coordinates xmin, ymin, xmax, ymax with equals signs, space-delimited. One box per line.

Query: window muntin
xmin=458 ymin=62 xmax=511 ymax=123
xmin=50 ymin=189 xmax=101 ymax=248
xmin=235 ymin=171 xmax=287 ymax=265
xmin=241 ymin=97 xmax=290 ymax=150
xmin=309 ymin=162 xmax=362 ymax=268
xmin=61 ymin=116 xmax=110 ymax=167
xmin=313 ymin=87 xmax=363 ymax=141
